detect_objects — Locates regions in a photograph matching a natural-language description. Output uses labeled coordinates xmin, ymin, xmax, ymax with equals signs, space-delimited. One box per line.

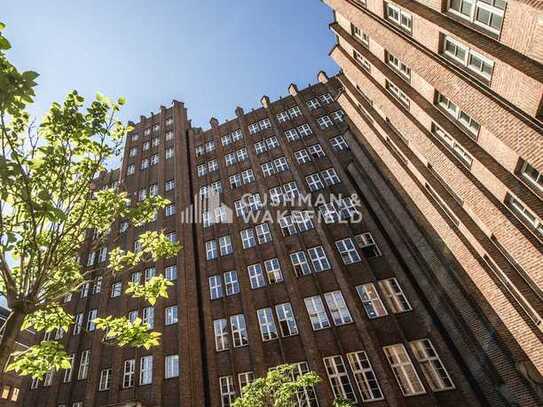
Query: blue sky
xmin=2 ymin=0 xmax=338 ymax=128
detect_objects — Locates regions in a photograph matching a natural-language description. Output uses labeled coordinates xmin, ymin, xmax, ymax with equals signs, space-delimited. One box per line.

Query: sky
xmin=2 ymin=0 xmax=338 ymax=129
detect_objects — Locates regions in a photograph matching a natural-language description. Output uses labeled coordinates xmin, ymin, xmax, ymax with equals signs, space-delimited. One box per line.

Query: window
xmin=295 ymin=149 xmax=312 ymax=164
xmin=386 ymin=79 xmax=410 ymax=109
xmin=129 ymin=147 xmax=137 ymax=157
xmin=165 ymin=355 xmax=179 ymax=379
xmin=123 ymin=359 xmax=135 ymax=388
xmin=98 ymin=368 xmax=112 ymax=391
xmin=307 ymin=98 xmax=321 ymax=110
xmin=165 ymin=265 xmax=177 ymax=281
xmin=165 ymin=203 xmax=176 ymax=216
xmin=80 ymin=281 xmax=90 ymax=296
xmin=356 ymin=283 xmax=388 ymax=319
xmin=386 ymin=51 xmax=411 ymax=81
xmin=317 ymin=115 xmax=334 ymax=129
xmin=352 ymin=24 xmax=369 ymax=47
xmin=435 ymin=92 xmax=480 ymax=137
xmin=208 ymin=160 xmax=219 ymax=172
xmin=385 ymin=2 xmax=413 ymax=32
xmin=304 ymin=296 xmax=331 ymax=330
xmin=307 ymin=143 xmax=326 ymax=159
xmin=331 ymin=110 xmax=345 ymax=123
xmin=165 ymin=147 xmax=174 ymax=159
xmin=257 ymin=308 xmax=278 ymax=341
xmin=220 ymin=376 xmax=236 ymax=407
xmin=448 ymin=0 xmax=505 ymax=34
xmin=255 ymin=223 xmax=272 ymax=244
xmin=410 ymin=339 xmax=455 ymax=391
xmin=10 ymin=387 xmax=19 ymax=402
xmin=347 ymin=351 xmax=384 ymax=401
xmin=165 ymin=130 xmax=174 ymax=141
xmin=324 ymin=291 xmax=353 ymax=325
xmin=232 ymin=129 xmax=243 ymax=141
xmin=230 ymin=314 xmax=248 ymax=347
xmin=322 ymin=168 xmax=341 ymax=186
xmin=355 ymin=233 xmax=382 ymax=258
xmin=508 ymin=195 xmax=543 ymax=237
xmin=353 ymin=50 xmax=371 ymax=72
xmin=224 ymin=271 xmax=240 ymax=296
xmin=261 ymin=161 xmax=275 ymax=177
xmin=78 ymin=350 xmax=90 ymax=380
xmin=443 ymin=35 xmax=494 ymax=79
xmin=165 ymin=305 xmax=178 ymax=325
xmin=431 ymin=123 xmax=473 ymax=168
xmin=290 ymin=251 xmax=311 ymax=276
xmin=277 ymin=111 xmax=290 ymax=123
xmin=238 ymin=371 xmax=255 ymax=395
xmin=335 ymin=238 xmax=362 ymax=264
xmin=140 ymin=356 xmax=153 ymax=385
xmin=292 ymin=362 xmax=319 ymax=406
xmin=219 ymin=235 xmax=233 ymax=256
xmin=330 ymin=135 xmax=349 ymax=151
xmin=264 ymin=258 xmax=283 ymax=284
xmin=130 ymin=133 xmax=139 ymax=141
xmin=209 ymin=275 xmax=224 ymax=300
xmin=240 ymin=228 xmax=256 ymax=249
xmin=383 ymin=344 xmax=426 ymax=395
xmin=307 ymin=246 xmax=331 ymax=272
xmin=214 ymin=319 xmax=230 ymax=351
xmin=285 ymin=128 xmax=300 ymax=141
xmin=274 ymin=156 xmax=289 ymax=172
xmin=323 ymin=356 xmax=357 ymax=402
xmin=86 ymin=309 xmax=97 ymax=331
xmin=150 ymin=154 xmax=159 ymax=166
xmin=63 ymin=354 xmax=74 ymax=382
xmin=44 ymin=371 xmax=54 ymax=387
xmin=521 ymin=161 xmax=543 ymax=192
xmin=165 ymin=179 xmax=175 ymax=191
xmin=306 ymin=173 xmax=324 ymax=191
xmin=206 ymin=240 xmax=218 ymax=260
xmin=73 ymin=313 xmax=83 ymax=335
xmin=248 ymin=263 xmax=266 ymax=289
xmin=127 ymin=164 xmax=135 ymax=175
xmin=142 ymin=306 xmax=154 ymax=329
xmin=298 ymin=124 xmax=313 ymax=137
xmin=128 ymin=310 xmax=138 ymax=323
xmin=379 ymin=278 xmax=412 ymax=313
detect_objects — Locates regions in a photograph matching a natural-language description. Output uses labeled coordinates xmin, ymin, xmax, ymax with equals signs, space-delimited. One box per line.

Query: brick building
xmin=320 ymin=0 xmax=543 ymax=405
xmin=20 ymin=73 xmax=541 ymax=407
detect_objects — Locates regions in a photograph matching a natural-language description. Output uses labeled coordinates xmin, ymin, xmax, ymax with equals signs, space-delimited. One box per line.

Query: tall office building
xmin=321 ymin=0 xmax=543 ymax=405
xmin=19 ymin=75 xmax=524 ymax=406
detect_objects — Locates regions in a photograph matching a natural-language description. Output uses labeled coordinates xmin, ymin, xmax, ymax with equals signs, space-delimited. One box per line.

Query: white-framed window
xmin=319 ymin=93 xmax=334 ymax=104
xmin=224 ymin=271 xmax=240 ymax=296
xmin=165 ymin=265 xmax=177 ymax=281
xmin=129 ymin=147 xmax=138 ymax=157
xmin=238 ymin=371 xmax=255 ymax=395
xmin=323 ymin=355 xmax=357 ymax=402
xmin=240 ymin=228 xmax=256 ymax=249
xmin=355 ymin=233 xmax=382 ymax=258
xmin=508 ymin=195 xmax=543 ymax=237
xmin=128 ymin=310 xmax=138 ymax=323
xmin=232 ymin=129 xmax=243 ymax=141
xmin=307 ymin=143 xmax=326 ymax=159
xmin=386 ymin=79 xmax=410 ymax=109
xmin=285 ymin=128 xmax=300 ymax=141
xmin=254 ymin=140 xmax=267 ymax=155
xmin=209 ymin=275 xmax=224 ymax=300
xmin=205 ymin=141 xmax=215 ymax=153
xmin=230 ymin=314 xmax=249 ymax=347
xmin=356 ymin=283 xmax=388 ymax=319
xmin=298 ymin=123 xmax=313 ymax=137
xmin=448 ymin=0 xmax=505 ymax=34
xmin=165 ymin=354 xmax=179 ymax=379
xmin=139 ymin=355 xmax=153 ymax=385
xmin=43 ymin=371 xmax=54 ymax=387
xmin=208 ymin=159 xmax=219 ymax=172
xmin=255 ymin=223 xmax=272 ymax=244
xmin=257 ymin=307 xmax=278 ymax=341
xmin=386 ymin=51 xmax=411 ymax=81
xmin=222 ymin=133 xmax=232 ymax=146
xmin=274 ymin=156 xmax=289 ymax=173
xmin=347 ymin=351 xmax=384 ymax=401
xmin=435 ymin=92 xmax=480 ymax=137
xmin=304 ymin=296 xmax=331 ymax=330
xmin=331 ymin=110 xmax=345 ymax=123
xmin=248 ymin=122 xmax=260 ymax=135
xmin=443 ymin=35 xmax=494 ymax=79
xmin=283 ymin=181 xmax=299 ymax=199
xmin=197 ymin=164 xmax=207 ymax=177
xmin=322 ymin=168 xmax=341 ymax=186
xmin=306 ymin=173 xmax=324 ymax=191
xmin=288 ymin=105 xmax=302 ymax=118
xmin=80 ymin=281 xmax=90 ymax=296
xmin=73 ymin=313 xmax=83 ymax=335
xmin=236 ymin=148 xmax=248 ymax=161
xmin=335 ymin=238 xmax=362 ymax=264
xmin=130 ymin=133 xmax=139 ymax=141
xmin=77 ymin=350 xmax=90 ymax=380
xmin=295 ymin=149 xmax=312 ymax=164
xmin=330 ymin=135 xmax=349 ymax=151
xmin=352 ymin=24 xmax=370 ymax=47
xmin=165 ymin=147 xmax=174 ymax=159
xmin=63 ymin=354 xmax=75 ymax=382
xmin=353 ymin=49 xmax=371 ymax=72
xmin=324 ymin=291 xmax=353 ymax=325
xmin=385 ymin=2 xmax=413 ymax=32
xmin=86 ymin=309 xmax=97 ymax=331
xmin=383 ymin=344 xmax=426 ymax=396
xmin=214 ymin=319 xmax=230 ymax=351
xmin=142 ymin=306 xmax=154 ymax=329
xmin=275 ymin=302 xmax=298 ymax=336
xmin=123 ymin=359 xmax=135 ymax=388
xmin=165 ymin=130 xmax=174 ymax=141
xmin=264 ymin=258 xmax=283 ymax=284
xmin=431 ymin=123 xmax=473 ymax=168
xmin=261 ymin=161 xmax=275 ymax=177
xmin=521 ymin=161 xmax=543 ymax=192
xmin=307 ymin=245 xmax=331 ymax=272
xmin=165 ymin=179 xmax=175 ymax=191
xmin=378 ymin=278 xmax=412 ymax=313
xmin=219 ymin=376 xmax=236 ymax=407
xmin=317 ymin=115 xmax=334 ymax=129
xmin=111 ymin=282 xmax=122 ymax=297
xmin=150 ymin=154 xmax=159 ymax=166
xmin=98 ymin=368 xmax=112 ymax=391
xmin=307 ymin=98 xmax=321 ymax=111
xmin=206 ymin=240 xmax=218 ymax=260
xmin=290 ymin=251 xmax=312 ymax=276
xmin=165 ymin=203 xmax=176 ymax=217
xmin=410 ymin=339 xmax=455 ymax=391
xmin=127 ymin=164 xmax=135 ymax=175
xmin=277 ymin=111 xmax=290 ymax=123
xmin=165 ymin=305 xmax=178 ymax=325
xmin=248 ymin=263 xmax=266 ymax=289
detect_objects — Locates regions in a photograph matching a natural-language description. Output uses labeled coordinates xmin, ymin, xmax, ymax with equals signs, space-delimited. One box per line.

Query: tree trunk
xmin=0 ymin=308 xmax=26 ymax=373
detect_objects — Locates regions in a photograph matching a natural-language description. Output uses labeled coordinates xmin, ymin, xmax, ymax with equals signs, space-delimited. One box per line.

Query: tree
xmin=0 ymin=21 xmax=180 ymax=379
xmin=232 ymin=364 xmax=321 ymax=407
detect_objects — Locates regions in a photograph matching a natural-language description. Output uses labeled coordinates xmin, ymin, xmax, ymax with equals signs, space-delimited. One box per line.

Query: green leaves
xmin=95 ymin=316 xmax=161 ymax=349
xmin=232 ymin=364 xmax=321 ymax=407
xmin=22 ymin=305 xmax=74 ymax=333
xmin=126 ymin=275 xmax=173 ymax=305
xmin=6 ymin=341 xmax=71 ymax=380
